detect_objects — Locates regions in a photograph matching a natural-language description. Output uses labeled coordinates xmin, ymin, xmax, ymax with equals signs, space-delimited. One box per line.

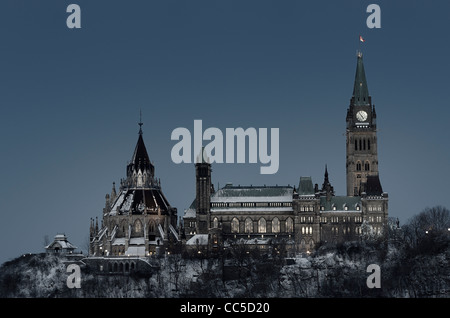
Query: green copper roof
xmin=320 ymin=196 xmax=361 ymax=212
xmin=298 ymin=177 xmax=314 ymax=195
xmin=352 ymin=52 xmax=370 ymax=106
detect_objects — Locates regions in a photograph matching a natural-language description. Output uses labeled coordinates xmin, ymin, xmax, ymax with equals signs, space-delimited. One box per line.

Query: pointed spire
xmin=196 ymin=146 xmax=210 ymax=164
xmin=127 ymin=116 xmax=155 ymax=184
xmin=321 ymin=164 xmax=334 ymax=197
xmin=352 ymin=52 xmax=371 ymax=106
xmin=322 ymin=165 xmax=330 ymax=189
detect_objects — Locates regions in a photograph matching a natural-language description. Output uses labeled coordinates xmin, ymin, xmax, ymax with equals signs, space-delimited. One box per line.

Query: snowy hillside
xmin=1 ymin=237 xmax=449 ymax=298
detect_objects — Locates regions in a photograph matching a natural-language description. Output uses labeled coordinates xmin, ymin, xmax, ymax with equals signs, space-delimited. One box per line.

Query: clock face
xmin=356 ymin=110 xmax=368 ymax=122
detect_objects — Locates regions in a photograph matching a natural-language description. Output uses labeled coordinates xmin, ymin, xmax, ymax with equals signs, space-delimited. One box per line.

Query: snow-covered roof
xmin=45 ymin=234 xmax=77 ymax=250
xmin=211 ymin=185 xmax=293 ymax=203
xmin=129 ymin=237 xmax=145 ymax=245
xmin=211 ymin=207 xmax=293 ymax=213
xmin=112 ymin=238 xmax=126 ymax=246
xmin=109 ymin=186 xmax=173 ymax=216
xmin=184 ymin=207 xmax=196 ymax=218
xmin=186 ymin=234 xmax=209 ymax=246
xmin=125 ymin=246 xmax=145 ymax=256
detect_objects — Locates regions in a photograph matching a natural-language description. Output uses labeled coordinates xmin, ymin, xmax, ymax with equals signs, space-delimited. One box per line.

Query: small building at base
xmin=45 ymin=234 xmax=77 ymax=255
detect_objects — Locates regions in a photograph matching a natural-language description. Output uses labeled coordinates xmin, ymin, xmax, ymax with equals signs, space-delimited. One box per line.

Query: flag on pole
xmin=359 ymin=35 xmax=365 ymax=43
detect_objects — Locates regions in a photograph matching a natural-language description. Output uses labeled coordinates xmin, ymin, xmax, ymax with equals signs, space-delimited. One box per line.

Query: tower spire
xmin=352 ymin=52 xmax=371 ymax=106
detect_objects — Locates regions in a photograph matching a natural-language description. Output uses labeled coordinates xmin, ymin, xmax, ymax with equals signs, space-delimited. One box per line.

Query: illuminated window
xmin=258 ymin=218 xmax=267 ymax=233
xmin=272 ymin=217 xmax=280 ymax=233
xmin=286 ymin=217 xmax=294 ymax=233
xmin=231 ymin=218 xmax=239 ymax=233
xmin=245 ymin=218 xmax=253 ymax=233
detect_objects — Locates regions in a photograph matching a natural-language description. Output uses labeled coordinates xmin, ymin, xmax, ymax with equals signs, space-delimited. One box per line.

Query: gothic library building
xmin=89 ymin=52 xmax=388 ymax=257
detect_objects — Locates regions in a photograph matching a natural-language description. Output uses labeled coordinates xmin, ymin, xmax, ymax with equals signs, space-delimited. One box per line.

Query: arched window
xmin=272 ymin=217 xmax=280 ymax=233
xmin=231 ymin=218 xmax=239 ymax=233
xmin=368 ymin=139 xmax=371 ymax=150
xmin=132 ymin=220 xmax=143 ymax=237
xmin=356 ymin=161 xmax=362 ymax=171
xmin=309 ymin=239 xmax=315 ymax=250
xmin=355 ymin=139 xmax=358 ymax=151
xmin=148 ymin=221 xmax=155 ymax=233
xmin=245 ymin=218 xmax=253 ymax=233
xmin=258 ymin=218 xmax=267 ymax=233
xmin=213 ymin=217 xmax=219 ymax=228
xmin=365 ymin=161 xmax=370 ymax=171
xmin=359 ymin=139 xmax=362 ymax=150
xmin=286 ymin=217 xmax=294 ymax=233
xmin=363 ymin=139 xmax=366 ymax=150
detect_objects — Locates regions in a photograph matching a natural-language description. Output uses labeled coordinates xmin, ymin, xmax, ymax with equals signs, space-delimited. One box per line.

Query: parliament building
xmin=89 ymin=52 xmax=388 ymax=257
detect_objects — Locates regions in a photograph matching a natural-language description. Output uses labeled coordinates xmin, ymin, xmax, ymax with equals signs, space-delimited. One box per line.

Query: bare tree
xmin=403 ymin=205 xmax=450 ymax=254
xmin=43 ymin=235 xmax=50 ymax=248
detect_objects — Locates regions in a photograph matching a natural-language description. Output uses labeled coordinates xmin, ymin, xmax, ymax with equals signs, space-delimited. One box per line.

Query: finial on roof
xmin=138 ymin=109 xmax=143 ymax=135
xmin=196 ymin=146 xmax=210 ymax=164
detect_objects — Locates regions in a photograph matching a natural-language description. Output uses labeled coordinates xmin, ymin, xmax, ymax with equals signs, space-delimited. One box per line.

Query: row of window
xmin=301 ymin=226 xmax=313 ymax=235
xmin=321 ymin=205 xmax=361 ymax=211
xmin=356 ymin=161 xmax=371 ymax=171
xmin=331 ymin=226 xmax=362 ymax=235
xmin=210 ymin=202 xmax=382 ymax=212
xmin=228 ymin=217 xmax=294 ymax=234
xmin=199 ymin=215 xmax=383 ymax=230
xmin=300 ymin=216 xmax=315 ymax=223
xmin=211 ymin=202 xmax=292 ymax=208
xmin=321 ymin=216 xmax=365 ymax=223
xmin=354 ymin=138 xmax=372 ymax=151
xmin=368 ymin=216 xmax=383 ymax=223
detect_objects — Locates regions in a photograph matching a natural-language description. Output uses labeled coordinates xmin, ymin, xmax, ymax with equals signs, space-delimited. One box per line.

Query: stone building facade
xmin=89 ymin=52 xmax=388 ymax=257
xmin=183 ymin=52 xmax=389 ymax=255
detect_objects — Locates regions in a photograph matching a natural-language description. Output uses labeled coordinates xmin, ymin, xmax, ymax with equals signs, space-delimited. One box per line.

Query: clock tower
xmin=346 ymin=52 xmax=379 ymax=196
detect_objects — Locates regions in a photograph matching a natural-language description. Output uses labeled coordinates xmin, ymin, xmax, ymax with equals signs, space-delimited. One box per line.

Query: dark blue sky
xmin=1 ymin=0 xmax=450 ymax=264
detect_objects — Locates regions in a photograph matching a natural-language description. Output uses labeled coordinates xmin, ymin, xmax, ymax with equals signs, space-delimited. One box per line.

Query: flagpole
xmin=358 ymin=35 xmax=361 ymax=55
